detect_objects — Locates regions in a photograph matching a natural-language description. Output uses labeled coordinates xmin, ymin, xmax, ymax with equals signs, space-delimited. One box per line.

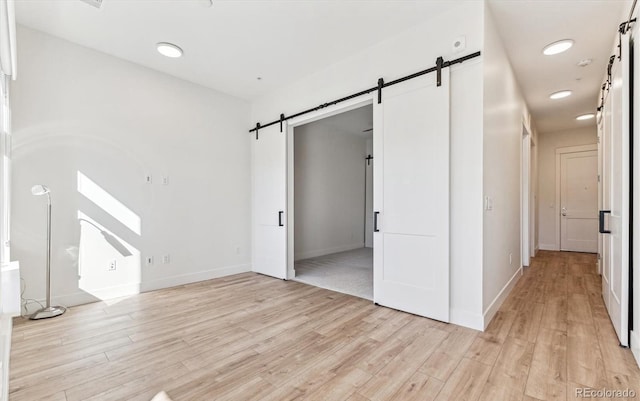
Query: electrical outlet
xmin=109 ymin=260 xmax=117 ymax=271
xmin=509 ymin=253 xmax=513 ymax=266
xmin=162 ymin=176 xmax=169 ymax=185
xmin=162 ymin=254 xmax=170 ymax=264
xmin=146 ymin=256 xmax=154 ymax=266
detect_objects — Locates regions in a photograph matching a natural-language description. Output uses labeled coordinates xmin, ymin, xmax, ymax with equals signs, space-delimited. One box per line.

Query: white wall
xmin=11 ymin=26 xmax=251 ymax=308
xmin=252 ymin=2 xmax=485 ymax=329
xmin=537 ymin=127 xmax=597 ymax=250
xmin=293 ymin=122 xmax=367 ymax=260
xmin=482 ymin=5 xmax=533 ymax=326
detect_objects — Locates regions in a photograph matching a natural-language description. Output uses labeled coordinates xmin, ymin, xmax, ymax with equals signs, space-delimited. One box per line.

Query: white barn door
xmin=252 ymin=123 xmax=287 ymax=279
xmin=373 ymin=69 xmax=450 ymax=322
xmin=600 ymin=33 xmax=630 ymax=347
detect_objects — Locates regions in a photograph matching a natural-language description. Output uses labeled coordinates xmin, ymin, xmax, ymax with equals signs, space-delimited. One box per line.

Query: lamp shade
xmin=31 ymin=185 xmax=50 ymax=196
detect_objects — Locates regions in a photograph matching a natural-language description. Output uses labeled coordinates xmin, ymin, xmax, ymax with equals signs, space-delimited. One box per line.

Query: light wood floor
xmin=9 ymin=251 xmax=640 ymax=401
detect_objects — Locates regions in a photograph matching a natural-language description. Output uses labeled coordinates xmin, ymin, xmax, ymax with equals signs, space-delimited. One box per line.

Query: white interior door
xmin=373 ymin=69 xmax=450 ymax=322
xmin=600 ymin=35 xmax=630 ymax=347
xmin=560 ymin=150 xmax=598 ymax=253
xmin=252 ymin=123 xmax=287 ymax=279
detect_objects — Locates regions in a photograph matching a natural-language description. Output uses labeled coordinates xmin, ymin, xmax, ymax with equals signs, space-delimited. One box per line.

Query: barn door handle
xmin=374 ymin=211 xmax=380 ymax=232
xmin=599 ymin=210 xmax=611 ymax=234
xmin=278 ymin=211 xmax=284 ymax=227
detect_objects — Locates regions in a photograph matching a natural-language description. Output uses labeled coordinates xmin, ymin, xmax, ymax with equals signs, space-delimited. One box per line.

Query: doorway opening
xmin=290 ymin=104 xmax=374 ymax=300
xmin=522 ymin=124 xmax=531 ymax=267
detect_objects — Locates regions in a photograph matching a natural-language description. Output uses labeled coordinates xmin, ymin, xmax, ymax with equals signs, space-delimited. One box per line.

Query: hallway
xmin=498 ymin=251 xmax=639 ymax=400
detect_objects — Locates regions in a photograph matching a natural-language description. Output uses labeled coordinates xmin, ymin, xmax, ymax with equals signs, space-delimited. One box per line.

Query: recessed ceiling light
xmin=549 ymin=90 xmax=572 ymax=100
xmin=156 ymin=42 xmax=183 ymax=58
xmin=577 ymin=58 xmax=593 ymax=67
xmin=543 ymin=39 xmax=574 ymax=55
xmin=576 ymin=113 xmax=595 ymax=121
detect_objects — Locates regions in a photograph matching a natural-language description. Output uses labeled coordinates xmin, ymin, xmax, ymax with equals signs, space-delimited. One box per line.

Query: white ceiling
xmin=488 ymin=0 xmax=629 ymax=133
xmin=15 ymin=0 xmax=461 ymax=100
xmin=15 ymin=0 xmax=632 ymax=133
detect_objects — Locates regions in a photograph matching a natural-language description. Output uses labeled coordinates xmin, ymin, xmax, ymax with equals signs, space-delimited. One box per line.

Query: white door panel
xmin=373 ymin=70 xmax=450 ymax=322
xmin=252 ymin=123 xmax=287 ymax=279
xmin=600 ymin=33 xmax=630 ymax=347
xmin=560 ymin=151 xmax=598 ymax=253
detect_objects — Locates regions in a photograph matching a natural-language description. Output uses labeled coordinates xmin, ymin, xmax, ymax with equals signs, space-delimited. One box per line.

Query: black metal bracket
xmin=617 ymin=18 xmax=636 ymax=60
xmin=598 ymin=84 xmax=605 ymax=112
xmin=436 ymin=56 xmax=444 ymax=87
xmin=366 ymin=154 xmax=373 ymax=166
xmin=607 ymin=55 xmax=616 ymax=86
xmin=620 ymin=17 xmax=637 ymax=35
xmin=279 ymin=114 xmax=285 ymax=133
xmin=278 ymin=211 xmax=284 ymax=227
xmin=255 ymin=123 xmax=260 ymax=140
xmin=619 ymin=29 xmax=623 ymax=61
xmin=377 ymin=78 xmax=384 ymax=104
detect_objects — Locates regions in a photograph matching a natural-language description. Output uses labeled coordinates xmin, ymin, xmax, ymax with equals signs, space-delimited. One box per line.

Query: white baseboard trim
xmin=482 ymin=267 xmax=523 ymax=330
xmin=450 ymin=308 xmax=484 ymax=331
xmin=538 ymin=243 xmax=559 ymax=251
xmin=631 ymin=330 xmax=640 ymax=368
xmin=142 ymin=263 xmax=251 ymax=293
xmin=294 ymin=243 xmax=365 ymax=261
xmin=26 ymin=263 xmax=251 ymax=313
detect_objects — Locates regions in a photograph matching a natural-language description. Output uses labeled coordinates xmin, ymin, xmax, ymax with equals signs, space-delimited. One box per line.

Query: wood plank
xmin=525 ymin=328 xmax=567 ymax=401
xmin=508 ymin=301 xmax=544 ymax=342
xmin=540 ymin=295 xmax=568 ymax=332
xmin=566 ymin=320 xmax=608 ymax=389
xmin=486 ymin=336 xmax=534 ymax=391
xmin=388 ymin=371 xmax=443 ymax=401
xmin=433 ymin=357 xmax=492 ymax=401
xmin=465 ymin=336 xmax=502 ymax=366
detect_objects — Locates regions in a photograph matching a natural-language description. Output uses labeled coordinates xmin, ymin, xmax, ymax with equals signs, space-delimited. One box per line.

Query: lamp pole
xmin=30 ymin=185 xmax=65 ymax=320
xmin=45 ymin=192 xmax=51 ymax=309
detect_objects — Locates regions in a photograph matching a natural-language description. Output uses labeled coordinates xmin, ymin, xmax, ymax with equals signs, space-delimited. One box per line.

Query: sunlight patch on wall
xmin=77 ymin=211 xmax=141 ymax=303
xmin=77 ymin=171 xmax=141 ymax=235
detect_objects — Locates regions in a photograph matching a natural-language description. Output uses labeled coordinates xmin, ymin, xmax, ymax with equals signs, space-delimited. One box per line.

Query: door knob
xmin=561 ymin=207 xmax=567 ymax=217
